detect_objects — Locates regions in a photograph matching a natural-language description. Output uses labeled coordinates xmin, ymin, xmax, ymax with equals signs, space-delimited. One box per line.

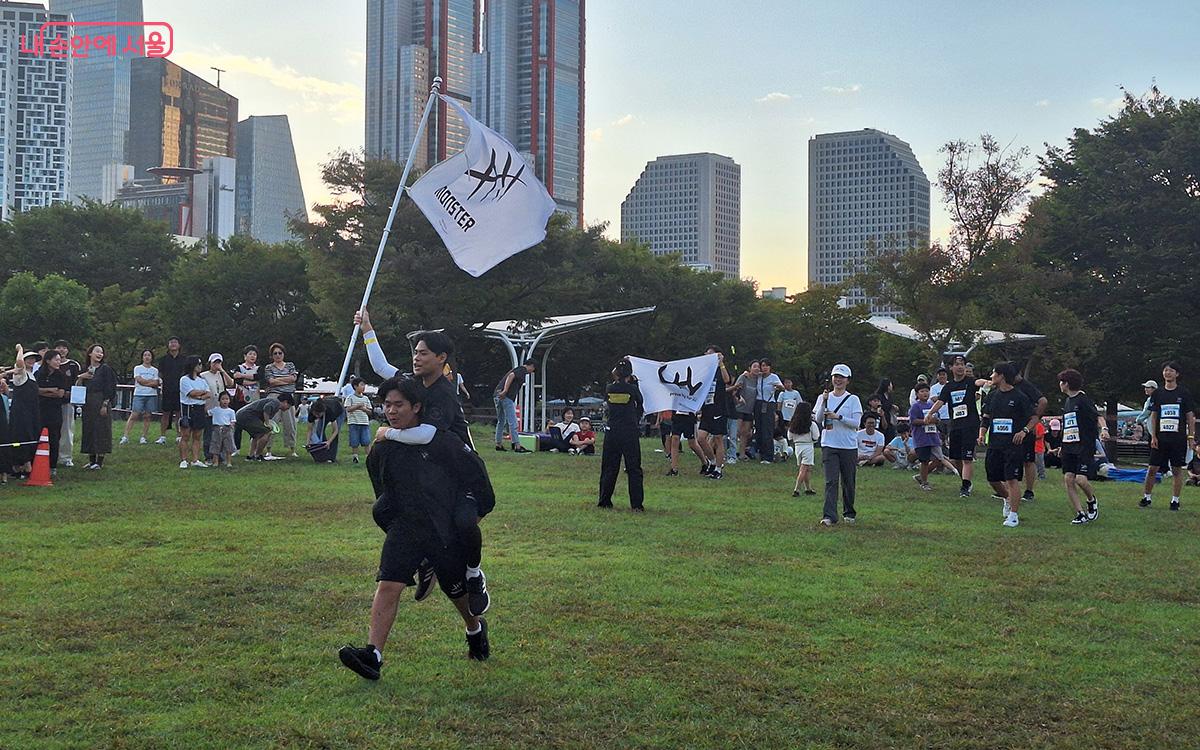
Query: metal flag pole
xmin=335 ymin=77 xmax=443 ymax=390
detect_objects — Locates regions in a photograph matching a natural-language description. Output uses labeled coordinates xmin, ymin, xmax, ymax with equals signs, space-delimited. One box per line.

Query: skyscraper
xmin=126 ymin=56 xmax=237 ymax=179
xmin=807 ymin=129 xmax=931 ymax=315
xmin=235 ymin=115 xmax=306 ymax=244
xmin=0 ymin=2 xmax=72 ymax=220
xmin=47 ymin=0 xmax=142 ymax=202
xmin=478 ymin=0 xmax=584 ymax=224
xmin=365 ymin=0 xmax=476 ymax=171
xmin=620 ymin=153 xmax=741 ymax=280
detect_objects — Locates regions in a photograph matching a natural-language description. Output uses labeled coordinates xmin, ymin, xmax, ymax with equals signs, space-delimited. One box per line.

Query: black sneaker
xmin=511 ymin=445 xmax=531 ymax=453
xmin=466 ymin=571 xmax=490 ymax=616
xmin=353 ymin=455 xmax=360 ymax=464
xmin=804 ymin=489 xmax=816 ymax=496
xmin=1022 ymin=489 xmax=1035 ymax=502
xmin=1139 ymin=497 xmax=1152 ymax=508
xmin=960 ymin=482 xmax=972 ymax=498
xmin=665 ymin=468 xmax=678 ymax=476
xmin=466 ymin=617 xmax=490 ymax=661
xmin=597 ymin=501 xmax=614 ymax=508
xmin=1170 ymin=500 xmax=1180 ymax=512
xmin=1071 ymin=512 xmax=1089 ymax=525
xmin=631 ymin=506 xmax=645 ymax=512
xmin=699 ymin=464 xmax=712 ymax=476
xmin=708 ymin=468 xmax=723 ymax=480
xmin=792 ymin=490 xmax=800 ymax=497
xmin=338 ymin=644 xmax=382 ymax=680
xmin=495 ymin=444 xmax=506 ymax=452
xmin=1086 ymin=498 xmax=1098 ymax=521
xmin=413 ymin=559 xmax=436 ymax=602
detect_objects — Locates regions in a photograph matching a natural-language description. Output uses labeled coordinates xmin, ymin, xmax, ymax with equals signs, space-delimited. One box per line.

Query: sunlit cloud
xmin=822 ymin=83 xmax=862 ymax=94
xmin=755 ymin=91 xmax=792 ymax=104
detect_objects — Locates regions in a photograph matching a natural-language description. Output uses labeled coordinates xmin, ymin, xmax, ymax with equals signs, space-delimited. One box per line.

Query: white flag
xmin=408 ymin=95 xmax=558 ymax=277
xmin=627 ymin=354 xmax=720 ymax=416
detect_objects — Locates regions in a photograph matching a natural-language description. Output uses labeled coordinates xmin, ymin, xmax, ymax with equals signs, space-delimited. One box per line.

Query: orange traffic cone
xmin=25 ymin=428 xmax=53 ymax=487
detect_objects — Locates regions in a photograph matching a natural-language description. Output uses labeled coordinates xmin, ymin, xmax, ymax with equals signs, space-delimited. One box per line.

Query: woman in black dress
xmin=76 ymin=343 xmax=117 ymax=470
xmin=7 ymin=346 xmax=42 ymax=477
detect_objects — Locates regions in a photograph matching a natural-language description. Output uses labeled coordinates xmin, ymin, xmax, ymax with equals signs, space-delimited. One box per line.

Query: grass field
xmin=2 ymin=426 xmax=1198 ymax=749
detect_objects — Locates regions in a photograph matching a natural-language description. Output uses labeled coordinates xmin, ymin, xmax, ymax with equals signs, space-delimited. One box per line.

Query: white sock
xmin=466 ymin=566 xmax=482 ymax=579
xmin=1172 ymin=496 xmax=1180 ymax=503
xmin=372 ymin=647 xmax=382 ymax=663
xmin=465 ymin=623 xmax=482 ymax=636
xmin=1145 ymin=493 xmax=1153 ymax=501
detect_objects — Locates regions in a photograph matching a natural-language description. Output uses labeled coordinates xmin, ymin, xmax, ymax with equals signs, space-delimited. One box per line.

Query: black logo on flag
xmin=658 ymin=364 xmax=703 ymax=396
xmin=466 ymin=149 xmax=527 ymax=202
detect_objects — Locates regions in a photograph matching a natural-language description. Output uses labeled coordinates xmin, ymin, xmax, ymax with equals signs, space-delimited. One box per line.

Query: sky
xmin=144 ymin=0 xmax=1200 ymax=292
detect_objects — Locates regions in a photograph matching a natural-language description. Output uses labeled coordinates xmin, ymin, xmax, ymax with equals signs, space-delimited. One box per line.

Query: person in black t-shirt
xmin=1010 ymin=367 xmax=1048 ymax=503
xmin=979 ymin=362 xmax=1038 ymax=528
xmin=1056 ymin=369 xmax=1107 ymax=524
xmin=307 ymin=395 xmax=345 ymax=462
xmin=696 ymin=345 xmax=732 ymax=480
xmin=35 ymin=350 xmax=69 ymax=471
xmin=928 ymin=355 xmax=980 ymax=497
xmin=598 ymin=359 xmax=645 ymax=510
xmin=1140 ymin=360 xmax=1196 ymax=511
xmin=157 ymin=336 xmax=187 ymax=444
xmin=493 ymin=361 xmax=535 ymax=452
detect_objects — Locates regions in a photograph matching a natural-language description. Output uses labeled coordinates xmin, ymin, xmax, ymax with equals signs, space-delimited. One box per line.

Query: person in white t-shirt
xmin=814 ymin=363 xmax=864 ymax=526
xmin=856 ymin=416 xmax=887 ymax=467
xmin=549 ymin=407 xmax=582 ymax=453
xmin=208 ymin=390 xmax=237 ymax=468
xmin=121 ymin=348 xmax=161 ymax=445
xmin=343 ymin=377 xmax=374 ymax=464
xmin=787 ymin=402 xmax=820 ymax=496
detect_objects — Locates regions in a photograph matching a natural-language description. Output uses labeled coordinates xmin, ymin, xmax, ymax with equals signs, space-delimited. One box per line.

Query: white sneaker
xmin=61 ymin=459 xmax=74 ymax=467
xmin=175 ymin=436 xmax=182 ymax=444
xmin=1003 ymin=513 xmax=1019 ymax=528
xmin=290 ymin=451 xmax=299 ymax=458
xmin=156 ymin=436 xmax=167 ymax=445
xmin=179 ymin=460 xmax=189 ymax=469
xmin=119 ymin=436 xmax=129 ymax=445
xmin=139 ymin=437 xmax=148 ymax=445
xmin=191 ymin=460 xmax=209 ymax=468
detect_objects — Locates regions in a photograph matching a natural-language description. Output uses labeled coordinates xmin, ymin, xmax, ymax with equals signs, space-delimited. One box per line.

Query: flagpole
xmin=335 ymin=77 xmax=442 ymax=390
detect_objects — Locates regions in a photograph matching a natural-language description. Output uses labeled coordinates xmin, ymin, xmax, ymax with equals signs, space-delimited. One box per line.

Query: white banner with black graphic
xmin=627 ymin=354 xmax=720 ymax=416
xmin=408 ymin=95 xmax=557 ymax=277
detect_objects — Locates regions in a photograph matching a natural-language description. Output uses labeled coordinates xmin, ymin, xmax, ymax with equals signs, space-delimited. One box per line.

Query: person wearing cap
xmin=7 ymin=346 xmax=43 ymax=476
xmin=1135 ymin=380 xmax=1157 ymax=426
xmin=200 ymin=353 xmax=234 ymax=463
xmin=909 ymin=374 xmax=929 ymax=408
xmin=814 ymin=364 xmax=864 ymax=526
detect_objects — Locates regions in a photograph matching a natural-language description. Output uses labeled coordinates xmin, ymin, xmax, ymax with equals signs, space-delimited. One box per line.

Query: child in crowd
xmin=343 ymin=377 xmax=373 ymax=464
xmin=885 ymin=423 xmax=916 ymax=469
xmin=209 ymin=391 xmax=236 ymax=468
xmin=571 ymin=417 xmax=597 ymax=454
xmin=788 ymin=402 xmax=819 ymax=496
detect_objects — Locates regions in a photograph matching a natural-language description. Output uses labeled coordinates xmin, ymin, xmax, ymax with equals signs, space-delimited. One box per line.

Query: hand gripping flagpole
xmin=335 ymin=77 xmax=442 ymax=391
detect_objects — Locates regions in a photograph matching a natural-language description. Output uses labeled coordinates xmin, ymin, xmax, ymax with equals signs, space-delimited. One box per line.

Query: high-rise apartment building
xmin=235 ymin=115 xmax=306 ymax=244
xmin=0 ymin=2 xmax=72 ymax=219
xmin=807 ymin=128 xmax=930 ymax=315
xmin=365 ymin=0 xmax=476 ymax=171
xmin=47 ymin=0 xmax=142 ymax=202
xmin=620 ymin=153 xmax=741 ymax=280
xmin=127 ymin=56 xmax=237 ymax=179
xmin=478 ymin=0 xmax=584 ymax=224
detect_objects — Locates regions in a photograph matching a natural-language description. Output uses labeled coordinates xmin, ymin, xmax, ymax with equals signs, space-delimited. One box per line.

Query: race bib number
xmin=952 ymin=404 xmax=968 ymax=420
xmin=782 ymin=398 xmax=798 ymax=412
xmin=1160 ymin=404 xmax=1181 ymax=432
xmin=992 ymin=418 xmax=1013 ymax=435
xmin=924 ymin=424 xmax=939 ymax=434
xmin=1063 ymin=412 xmax=1079 ymax=443
xmin=705 ymin=390 xmax=715 ymax=405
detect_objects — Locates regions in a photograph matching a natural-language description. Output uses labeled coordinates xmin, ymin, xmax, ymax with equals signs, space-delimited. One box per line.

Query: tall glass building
xmin=807 ymin=129 xmax=930 ymax=315
xmin=127 ymin=57 xmax=237 ymax=179
xmin=365 ymin=0 xmax=476 ymax=170
xmin=47 ymin=0 xmax=142 ymax=202
xmin=235 ymin=115 xmax=306 ymax=244
xmin=0 ymin=2 xmax=72 ymax=220
xmin=620 ymin=153 xmax=741 ymax=280
xmin=478 ymin=0 xmax=584 ymax=224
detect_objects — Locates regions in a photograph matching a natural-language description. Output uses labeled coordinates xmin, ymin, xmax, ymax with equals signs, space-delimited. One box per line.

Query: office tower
xmin=47 ymin=0 xmax=142 ymax=202
xmin=620 ymin=153 xmax=741 ymax=280
xmin=808 ymin=128 xmax=931 ymax=315
xmin=479 ymin=0 xmax=584 ymax=224
xmin=115 ymin=156 xmax=235 ymax=241
xmin=235 ymin=115 xmax=306 ymax=243
xmin=0 ymin=2 xmax=72 ymax=219
xmin=365 ymin=0 xmax=476 ymax=170
xmin=127 ymin=56 xmax=237 ymax=179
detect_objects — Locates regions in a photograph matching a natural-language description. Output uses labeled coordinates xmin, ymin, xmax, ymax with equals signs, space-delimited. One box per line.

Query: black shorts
xmin=1061 ymin=451 xmax=1094 ymax=476
xmin=671 ymin=413 xmax=697 ymax=439
xmin=179 ymin=403 xmax=208 ymax=430
xmin=1149 ymin=440 xmax=1188 ymax=469
xmin=699 ymin=404 xmax=727 ymax=435
xmin=948 ymin=430 xmax=976 ymax=461
xmin=985 ymin=445 xmax=1025 ymax=483
xmin=161 ymin=393 xmax=181 ymax=417
xmin=236 ymin=413 xmax=270 ymax=438
xmin=373 ymin=498 xmax=467 ymax=598
xmin=915 ymin=445 xmax=934 ymax=462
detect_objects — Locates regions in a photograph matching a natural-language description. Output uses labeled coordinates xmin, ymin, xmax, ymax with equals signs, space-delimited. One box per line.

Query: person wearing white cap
xmin=1135 ymin=380 xmax=1157 ymax=426
xmin=200 ymin=353 xmax=234 ymax=463
xmin=814 ymin=364 xmax=864 ymax=526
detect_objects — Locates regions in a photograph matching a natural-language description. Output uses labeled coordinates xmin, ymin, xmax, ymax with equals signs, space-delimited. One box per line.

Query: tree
xmin=0 ymin=273 xmax=93 ymax=352
xmin=1022 ymin=87 xmax=1200 ymax=402
xmin=90 ymin=285 xmax=163 ymax=376
xmin=766 ymin=288 xmax=881 ymax=397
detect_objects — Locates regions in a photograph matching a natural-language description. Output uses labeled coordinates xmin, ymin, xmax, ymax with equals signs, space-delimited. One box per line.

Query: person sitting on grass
xmin=234 ymin=392 xmax=294 ymax=461
xmin=545 ymin=407 xmax=581 ymax=452
xmin=884 ymin=423 xmax=916 ymax=469
xmin=337 ymin=376 xmax=496 ymax=680
xmin=570 ymin=417 xmax=596 ymax=454
xmin=856 ymin=415 xmax=886 ymax=467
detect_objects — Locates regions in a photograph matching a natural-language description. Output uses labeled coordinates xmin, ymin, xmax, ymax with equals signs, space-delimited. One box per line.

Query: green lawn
xmin=2 ymin=427 xmax=1198 ymax=749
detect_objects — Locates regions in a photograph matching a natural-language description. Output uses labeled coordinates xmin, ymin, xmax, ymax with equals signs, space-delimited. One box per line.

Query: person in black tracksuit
xmin=598 ymin=359 xmax=645 ymax=510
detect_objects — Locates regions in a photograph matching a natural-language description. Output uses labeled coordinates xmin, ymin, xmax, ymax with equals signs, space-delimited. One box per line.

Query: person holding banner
xmin=598 ymin=359 xmax=645 ymax=510
xmin=814 ymin=364 xmax=864 ymax=527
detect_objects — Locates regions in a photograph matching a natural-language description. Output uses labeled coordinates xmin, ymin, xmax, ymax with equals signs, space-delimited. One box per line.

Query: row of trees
xmin=0 ymin=87 xmax=1193 ymax=407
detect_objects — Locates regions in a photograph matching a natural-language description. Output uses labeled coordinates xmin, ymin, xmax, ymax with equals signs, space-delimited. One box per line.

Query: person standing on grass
xmin=1011 ymin=366 xmax=1048 ymax=503
xmin=928 ymin=355 xmax=982 ymax=497
xmin=34 ymin=349 xmax=67 ymax=474
xmin=788 ymin=402 xmax=819 ymax=497
xmin=235 ymin=393 xmax=293 ymax=461
xmin=908 ymin=382 xmax=940 ymax=491
xmin=337 ymin=376 xmax=496 ymax=680
xmin=264 ymin=343 xmax=300 ymax=457
xmin=200 ymin=354 xmax=234 ymax=463
xmin=1057 ymin=369 xmax=1105 ymax=524
xmin=178 ymin=357 xmax=211 ymax=469
xmin=667 ymin=405 xmax=715 ymax=477
xmin=753 ymin=358 xmax=784 ymax=464
xmin=121 ymin=349 xmax=160 ymax=445
xmin=156 ymin=336 xmax=186 ymax=445
xmin=814 ymin=364 xmax=863 ymax=527
xmin=208 ymin=391 xmax=237 ymax=468
xmin=493 ymin=360 xmax=535 ymax=453
xmin=598 ymin=359 xmax=645 ymax=510
xmin=344 ymin=377 xmax=373 ymax=464
xmin=7 ymin=347 xmax=42 ymax=476
xmin=53 ymin=340 xmax=80 ymax=467
xmin=696 ymin=345 xmax=732 ymax=479
xmin=76 ymin=344 xmax=116 ymax=470
xmin=732 ymin=360 xmax=760 ymax=460
xmin=232 ymin=345 xmax=260 ymax=451
xmin=1140 ymin=361 xmax=1196 ymax=512
xmin=979 ymin=362 xmax=1037 ymax=528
